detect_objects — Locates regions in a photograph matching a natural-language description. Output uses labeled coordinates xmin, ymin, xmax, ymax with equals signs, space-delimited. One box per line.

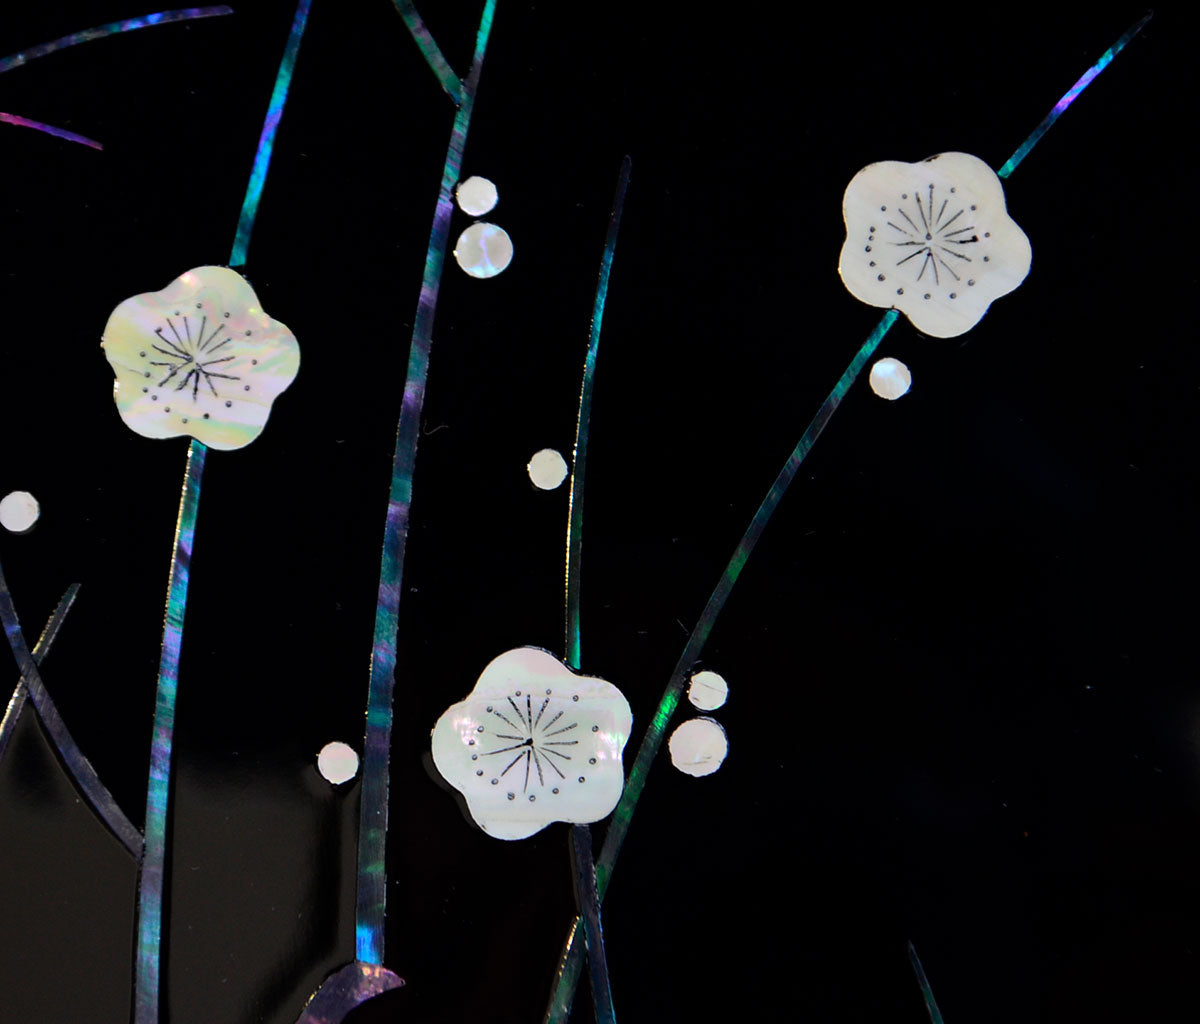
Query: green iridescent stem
xmin=134 ymin=438 xmax=206 ymax=1024
xmin=542 ymin=309 xmax=898 ymax=1023
xmin=562 ymin=157 xmax=631 ymax=1024
xmin=908 ymin=941 xmax=947 ymax=1024
xmin=229 ymin=0 xmax=313 ymax=268
xmin=391 ymin=0 xmax=463 ymax=103
xmin=565 ymin=156 xmax=631 ymax=669
xmin=546 ymin=16 xmax=1154 ymax=1017
xmin=996 ymin=13 xmax=1151 ymax=179
xmin=356 ymin=0 xmax=497 ymax=967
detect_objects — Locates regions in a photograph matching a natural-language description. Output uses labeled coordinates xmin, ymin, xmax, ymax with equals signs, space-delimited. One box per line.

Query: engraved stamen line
xmin=937 ymin=209 xmax=964 ymax=233
xmin=937 ymin=257 xmax=960 ymax=281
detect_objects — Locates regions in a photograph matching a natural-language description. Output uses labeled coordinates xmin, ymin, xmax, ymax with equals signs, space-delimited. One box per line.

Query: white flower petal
xmin=838 ymin=152 xmax=1031 ymax=338
xmin=431 ymin=647 xmax=633 ymax=840
xmin=101 ymin=266 xmax=300 ymax=450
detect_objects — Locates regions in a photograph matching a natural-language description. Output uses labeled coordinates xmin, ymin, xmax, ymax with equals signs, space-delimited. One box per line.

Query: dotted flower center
xmin=141 ymin=305 xmax=251 ymax=407
xmin=869 ymin=183 xmax=992 ymax=300
xmin=475 ymin=689 xmax=592 ymax=801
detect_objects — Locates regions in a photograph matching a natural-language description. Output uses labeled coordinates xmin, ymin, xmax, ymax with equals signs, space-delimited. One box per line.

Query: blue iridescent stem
xmin=562 ymin=156 xmax=631 ymax=1024
xmin=908 ymin=941 xmax=947 ymax=1024
xmin=0 ymin=7 xmax=234 ymax=74
xmin=391 ymin=0 xmax=463 ymax=103
xmin=997 ymin=13 xmax=1151 ymax=178
xmin=0 ymin=582 xmax=139 ymax=859
xmin=229 ymin=0 xmax=314 ymax=268
xmin=356 ymin=0 xmax=497 ymax=967
xmin=565 ymin=156 xmax=631 ymax=669
xmin=1 ymin=586 xmax=81 ymax=764
xmin=548 ymin=16 xmax=1153 ymax=1019
xmin=0 ymin=111 xmax=103 ymax=149
xmin=134 ymin=439 xmax=206 ymax=1024
xmin=130 ymin=3 xmax=313 ymax=1016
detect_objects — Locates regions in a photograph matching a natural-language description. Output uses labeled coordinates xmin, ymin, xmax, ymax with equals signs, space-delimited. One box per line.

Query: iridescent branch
xmin=0 ymin=7 xmax=234 ymax=75
xmin=0 ymin=582 xmax=140 ymax=860
xmin=133 ymin=439 xmax=206 ymax=1024
xmin=356 ymin=0 xmax=497 ymax=968
xmin=561 ymin=156 xmax=631 ymax=1024
xmin=0 ymin=111 xmax=102 ymax=150
xmin=0 ymin=586 xmax=81 ymax=763
xmin=545 ymin=17 xmax=1153 ymax=1018
xmin=390 ymin=0 xmax=464 ymax=103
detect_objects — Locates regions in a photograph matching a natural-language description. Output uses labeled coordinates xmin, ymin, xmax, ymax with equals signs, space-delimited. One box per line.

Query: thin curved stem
xmin=561 ymin=156 xmax=631 ymax=1024
xmin=355 ymin=0 xmax=497 ymax=967
xmin=0 ymin=582 xmax=140 ymax=857
xmin=0 ymin=7 xmax=234 ymax=75
xmin=0 ymin=111 xmax=102 ymax=149
xmin=390 ymin=0 xmax=463 ymax=103
xmin=229 ymin=0 xmax=314 ymax=268
xmin=133 ymin=439 xmax=206 ymax=1024
xmin=544 ymin=309 xmax=897 ymax=1022
xmin=0 ymin=585 xmax=81 ymax=763
xmin=908 ymin=940 xmax=947 ymax=1024
xmin=544 ymin=14 xmax=1154 ymax=1019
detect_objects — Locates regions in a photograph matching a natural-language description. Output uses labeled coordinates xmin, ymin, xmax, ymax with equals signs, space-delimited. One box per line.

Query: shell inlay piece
xmin=431 ymin=647 xmax=632 ymax=840
xmin=839 ymin=153 xmax=1031 ymax=338
xmin=101 ymin=266 xmax=300 ymax=450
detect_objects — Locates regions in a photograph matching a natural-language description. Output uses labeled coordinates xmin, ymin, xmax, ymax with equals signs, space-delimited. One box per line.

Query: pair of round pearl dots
xmin=454 ymin=176 xmax=513 ymax=279
xmin=669 ymin=670 xmax=730 ymax=777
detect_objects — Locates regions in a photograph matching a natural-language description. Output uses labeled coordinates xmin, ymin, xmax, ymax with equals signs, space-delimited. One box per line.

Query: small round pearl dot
xmin=687 ymin=670 xmax=729 ymax=711
xmin=669 ymin=718 xmax=729 ymax=778
xmin=868 ymin=357 xmax=912 ymax=401
xmin=0 ymin=491 xmax=40 ymax=533
xmin=456 ymin=175 xmax=499 ymax=216
xmin=527 ymin=449 xmax=568 ymax=490
xmin=454 ymin=222 xmax=514 ymax=278
xmin=317 ymin=742 xmax=359 ymax=784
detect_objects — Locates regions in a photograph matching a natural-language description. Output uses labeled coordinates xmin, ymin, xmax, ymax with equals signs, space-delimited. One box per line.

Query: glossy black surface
xmin=0 ymin=4 xmax=1196 ymax=1022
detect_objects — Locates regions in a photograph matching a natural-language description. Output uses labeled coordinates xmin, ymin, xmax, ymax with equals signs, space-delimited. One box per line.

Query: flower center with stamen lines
xmin=480 ymin=691 xmax=581 ymax=796
xmin=149 ymin=311 xmax=240 ymax=402
xmin=887 ymin=183 xmax=979 ymax=289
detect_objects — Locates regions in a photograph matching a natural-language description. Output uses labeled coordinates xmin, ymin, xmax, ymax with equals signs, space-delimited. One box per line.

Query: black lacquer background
xmin=0 ymin=3 xmax=1197 ymax=1022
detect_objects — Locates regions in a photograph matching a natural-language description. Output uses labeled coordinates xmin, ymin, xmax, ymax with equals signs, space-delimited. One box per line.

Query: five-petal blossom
xmin=838 ymin=152 xmax=1032 ymax=338
xmin=101 ymin=265 xmax=299 ymax=450
xmin=431 ymin=647 xmax=633 ymax=840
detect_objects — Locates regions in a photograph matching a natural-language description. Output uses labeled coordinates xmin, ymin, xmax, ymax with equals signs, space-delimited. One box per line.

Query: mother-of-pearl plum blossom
xmin=431 ymin=647 xmax=633 ymax=840
xmin=101 ymin=266 xmax=299 ymax=450
xmin=838 ymin=152 xmax=1032 ymax=338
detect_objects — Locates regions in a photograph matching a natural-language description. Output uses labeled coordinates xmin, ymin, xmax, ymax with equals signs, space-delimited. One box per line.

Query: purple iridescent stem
xmin=0 ymin=7 xmax=234 ymax=75
xmin=0 ymin=111 xmax=102 ymax=149
xmin=356 ymin=0 xmax=496 ymax=967
xmin=390 ymin=0 xmax=463 ymax=103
